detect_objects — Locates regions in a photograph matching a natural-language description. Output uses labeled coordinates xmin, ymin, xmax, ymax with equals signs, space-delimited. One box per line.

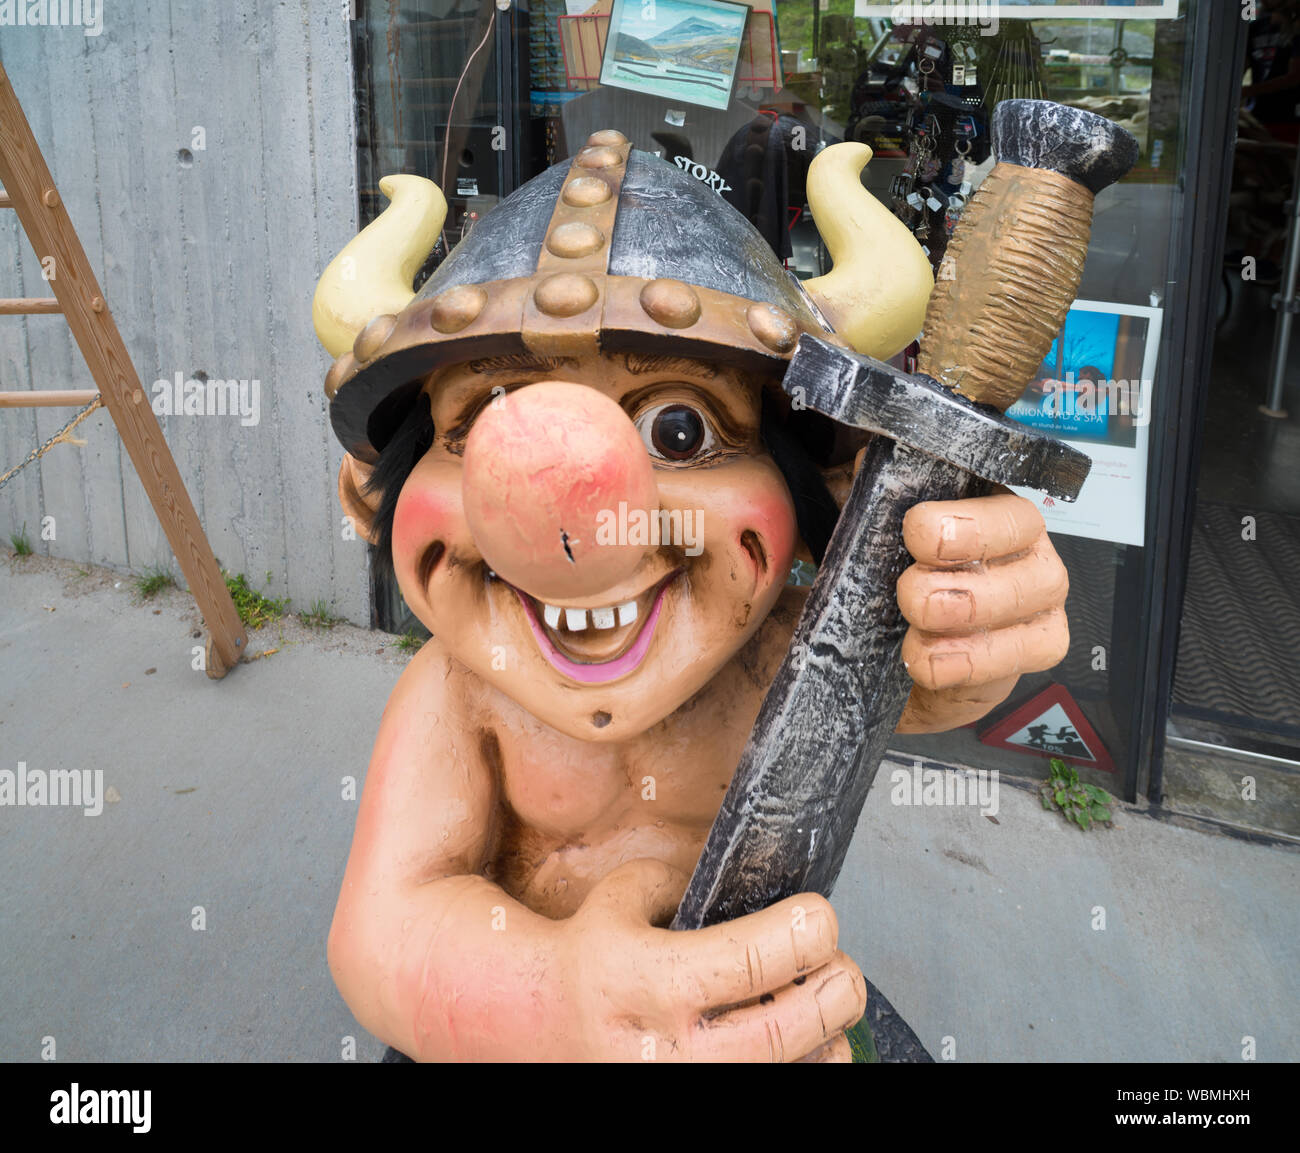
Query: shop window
xmin=349 ymin=2 xmax=1219 ymax=805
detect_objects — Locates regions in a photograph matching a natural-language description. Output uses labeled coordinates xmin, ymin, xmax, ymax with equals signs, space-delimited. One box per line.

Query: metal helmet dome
xmin=323 ymin=130 xmax=835 ymax=463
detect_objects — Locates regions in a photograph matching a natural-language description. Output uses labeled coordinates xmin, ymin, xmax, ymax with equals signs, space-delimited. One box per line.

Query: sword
xmin=673 ymin=99 xmax=1139 ymax=931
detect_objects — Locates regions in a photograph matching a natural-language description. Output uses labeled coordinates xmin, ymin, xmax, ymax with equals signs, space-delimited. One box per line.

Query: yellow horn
xmin=312 ymin=174 xmax=448 ymax=357
xmin=804 ymin=143 xmax=934 ymax=360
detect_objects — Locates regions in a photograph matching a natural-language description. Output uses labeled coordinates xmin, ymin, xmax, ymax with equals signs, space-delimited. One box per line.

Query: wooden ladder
xmin=0 ymin=61 xmax=247 ymax=678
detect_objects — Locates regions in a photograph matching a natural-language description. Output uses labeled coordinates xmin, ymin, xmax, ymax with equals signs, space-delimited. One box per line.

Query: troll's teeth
xmin=565 ymin=607 xmax=588 ymax=631
xmin=591 ymin=606 xmax=616 ymax=630
xmin=543 ymin=604 xmax=561 ymax=629
xmin=616 ymin=600 xmax=637 ymax=627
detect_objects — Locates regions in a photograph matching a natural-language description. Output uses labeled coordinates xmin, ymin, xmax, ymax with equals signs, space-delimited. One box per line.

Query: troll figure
xmin=314 ymin=130 xmax=1069 ymax=1061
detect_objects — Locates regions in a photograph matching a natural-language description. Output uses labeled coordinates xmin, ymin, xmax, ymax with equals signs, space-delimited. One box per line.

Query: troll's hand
xmin=894 ymin=492 xmax=1068 ymax=733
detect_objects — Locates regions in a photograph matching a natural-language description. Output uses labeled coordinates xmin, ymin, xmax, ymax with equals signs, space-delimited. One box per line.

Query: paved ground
xmin=2 ymin=555 xmax=1297 ymax=1062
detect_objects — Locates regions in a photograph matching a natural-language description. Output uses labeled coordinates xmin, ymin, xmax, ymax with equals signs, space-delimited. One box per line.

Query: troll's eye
xmin=637 ymin=403 xmax=715 ymax=462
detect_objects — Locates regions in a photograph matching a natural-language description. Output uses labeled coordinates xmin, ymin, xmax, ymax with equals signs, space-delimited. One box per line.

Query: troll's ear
xmin=338 ymin=454 xmax=382 ymax=545
xmin=820 ymin=457 xmax=858 ymax=511
xmin=780 ymin=454 xmax=861 ymax=568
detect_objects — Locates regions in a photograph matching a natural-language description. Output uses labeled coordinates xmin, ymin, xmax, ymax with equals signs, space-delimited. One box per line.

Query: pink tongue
xmin=515 ymin=586 xmax=669 ymax=685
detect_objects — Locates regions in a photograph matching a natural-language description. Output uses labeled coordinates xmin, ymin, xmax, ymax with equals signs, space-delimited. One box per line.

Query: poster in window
xmin=598 ymin=0 xmax=751 ymax=112
xmin=1004 ymin=299 xmax=1163 ymax=549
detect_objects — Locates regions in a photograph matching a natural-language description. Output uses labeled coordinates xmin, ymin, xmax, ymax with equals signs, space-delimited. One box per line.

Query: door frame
xmin=1135 ymin=0 xmax=1249 ymax=804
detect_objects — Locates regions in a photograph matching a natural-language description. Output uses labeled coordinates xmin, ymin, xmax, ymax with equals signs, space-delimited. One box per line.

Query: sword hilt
xmin=918 ymin=100 xmax=1139 ymax=411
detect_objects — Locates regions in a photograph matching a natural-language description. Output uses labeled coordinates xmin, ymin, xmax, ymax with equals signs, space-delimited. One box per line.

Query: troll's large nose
xmin=462 ymin=381 xmax=656 ymax=602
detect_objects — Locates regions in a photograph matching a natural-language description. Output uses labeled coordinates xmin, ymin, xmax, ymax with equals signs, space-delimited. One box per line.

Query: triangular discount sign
xmin=979 ymin=683 xmax=1114 ymax=773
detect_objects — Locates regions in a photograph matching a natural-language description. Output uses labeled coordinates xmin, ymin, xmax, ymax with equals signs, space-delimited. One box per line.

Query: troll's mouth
xmin=510 ymin=572 xmax=681 ymax=685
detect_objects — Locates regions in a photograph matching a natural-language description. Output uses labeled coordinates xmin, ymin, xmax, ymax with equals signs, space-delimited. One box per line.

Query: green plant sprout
xmin=395 ymin=629 xmax=424 ymax=653
xmin=134 ymin=565 xmax=176 ymax=599
xmin=224 ymin=571 xmax=289 ymax=629
xmin=1040 ymin=757 xmax=1114 ymax=831
xmin=300 ymin=599 xmax=341 ymax=629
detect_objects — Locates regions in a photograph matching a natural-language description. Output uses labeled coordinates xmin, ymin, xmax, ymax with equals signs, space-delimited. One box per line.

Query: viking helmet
xmin=314 ymin=129 xmax=933 ymax=464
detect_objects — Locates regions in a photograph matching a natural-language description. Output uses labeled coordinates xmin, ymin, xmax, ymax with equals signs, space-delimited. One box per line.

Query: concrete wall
xmin=0 ymin=1 xmax=370 ymax=624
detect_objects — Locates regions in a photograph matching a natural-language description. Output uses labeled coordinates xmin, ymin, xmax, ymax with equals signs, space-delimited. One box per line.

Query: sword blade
xmin=672 ymin=437 xmax=976 ymax=929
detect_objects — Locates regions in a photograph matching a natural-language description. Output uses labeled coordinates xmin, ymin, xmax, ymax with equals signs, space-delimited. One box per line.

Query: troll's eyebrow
xmin=440 ymin=356 xmax=578 ymax=432
xmin=623 ymin=353 xmax=719 ymax=379
xmin=467 ymin=355 xmax=578 ymax=376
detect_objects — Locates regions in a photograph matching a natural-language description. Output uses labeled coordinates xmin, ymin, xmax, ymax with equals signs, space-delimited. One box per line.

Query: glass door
xmin=1161 ymin=0 xmax=1300 ymax=839
xmin=817 ymin=2 xmax=1216 ymax=805
xmin=348 ymin=3 xmax=1252 ymax=816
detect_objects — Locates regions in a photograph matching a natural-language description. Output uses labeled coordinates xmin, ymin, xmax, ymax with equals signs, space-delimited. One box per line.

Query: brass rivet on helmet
xmin=429 ymin=285 xmax=488 ymax=333
xmin=534 ymin=273 xmax=600 ymax=317
xmin=576 ymin=146 xmax=621 ymax=170
xmin=746 ymin=303 xmax=798 ymax=352
xmin=586 ymin=129 xmax=628 ymax=148
xmin=353 ymin=313 xmax=398 ymax=362
xmin=562 ymin=176 xmax=612 ymax=208
xmin=639 ymin=279 xmax=701 ymax=329
xmin=546 ymin=221 xmax=605 ymax=259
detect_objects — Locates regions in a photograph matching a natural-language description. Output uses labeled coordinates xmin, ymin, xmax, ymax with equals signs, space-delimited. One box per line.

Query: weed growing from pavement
xmin=1040 ymin=757 xmax=1114 ymax=831
xmin=9 ymin=523 xmax=32 ymax=556
xmin=224 ymin=571 xmax=290 ymax=629
xmin=300 ymin=599 xmax=342 ymax=630
xmin=395 ymin=629 xmax=425 ymax=653
xmin=134 ymin=566 xmax=176 ymax=599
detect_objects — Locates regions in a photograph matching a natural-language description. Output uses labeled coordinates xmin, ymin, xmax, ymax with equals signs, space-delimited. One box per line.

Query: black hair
xmin=363 ymin=389 xmax=434 ymax=585
xmin=758 ymin=389 xmax=839 ymax=566
xmin=363 ymin=387 xmax=839 ymax=579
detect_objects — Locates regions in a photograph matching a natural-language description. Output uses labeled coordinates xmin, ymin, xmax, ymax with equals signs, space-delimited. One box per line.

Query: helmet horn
xmin=312 ymin=174 xmax=447 ymax=357
xmin=804 ymin=143 xmax=934 ymax=361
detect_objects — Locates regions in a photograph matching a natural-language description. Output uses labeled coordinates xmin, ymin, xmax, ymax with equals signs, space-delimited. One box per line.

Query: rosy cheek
xmin=392 ymin=475 xmax=459 ymax=570
xmin=749 ymin=488 xmax=798 ymax=551
xmin=735 ymin=483 xmax=798 ymax=575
